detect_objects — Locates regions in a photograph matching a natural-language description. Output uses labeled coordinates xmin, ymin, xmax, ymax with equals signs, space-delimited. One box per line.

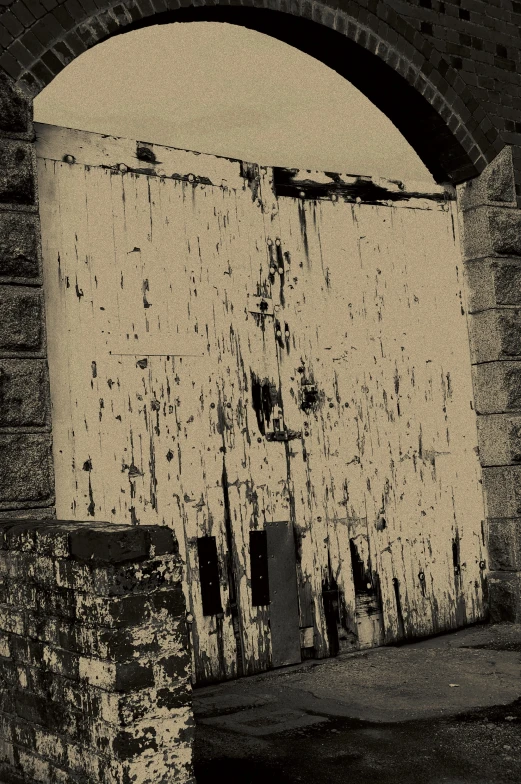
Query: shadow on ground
xmin=193 ymin=624 xmax=521 ymax=784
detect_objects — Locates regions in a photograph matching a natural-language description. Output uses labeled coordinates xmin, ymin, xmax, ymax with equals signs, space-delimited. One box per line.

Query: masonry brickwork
xmin=0 ymin=519 xmax=194 ymax=784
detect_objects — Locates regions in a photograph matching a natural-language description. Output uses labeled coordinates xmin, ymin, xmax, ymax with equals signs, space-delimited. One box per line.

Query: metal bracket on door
xmin=248 ymin=295 xmax=274 ymax=317
xmin=265 ymin=429 xmax=302 ymax=442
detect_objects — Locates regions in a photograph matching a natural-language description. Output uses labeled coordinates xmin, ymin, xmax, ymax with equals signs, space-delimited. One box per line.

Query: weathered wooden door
xmin=259 ymin=167 xmax=488 ymax=657
xmin=36 ymin=123 xmax=303 ymax=685
xmin=36 ymin=123 xmax=488 ymax=687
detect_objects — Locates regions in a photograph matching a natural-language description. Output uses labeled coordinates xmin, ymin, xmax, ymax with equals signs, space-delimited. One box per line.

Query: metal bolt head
xmin=278 ymin=267 xmax=284 ymax=275
xmin=267 ymin=239 xmax=273 ymax=246
xmin=63 ymin=154 xmax=75 ymax=164
xmin=418 ymin=571 xmax=425 ymax=582
xmin=479 ymin=560 xmax=486 ymax=570
xmin=118 ymin=163 xmax=128 ymax=173
xmin=187 ymin=173 xmax=195 ymax=183
xmin=331 ymin=193 xmax=337 ymax=202
xmin=275 ymin=238 xmax=281 ymax=246
xmin=356 ymin=196 xmax=362 ymax=204
xmin=270 ymin=266 xmax=276 ymax=275
xmin=299 ymin=191 xmax=306 ymax=198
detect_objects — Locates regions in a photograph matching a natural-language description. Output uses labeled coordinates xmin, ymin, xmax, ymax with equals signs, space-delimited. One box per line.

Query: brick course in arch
xmin=1 ymin=0 xmax=521 ymax=731
xmin=0 ymin=0 xmax=509 ymax=185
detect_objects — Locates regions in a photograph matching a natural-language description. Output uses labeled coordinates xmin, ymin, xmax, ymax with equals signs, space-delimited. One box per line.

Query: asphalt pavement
xmin=192 ymin=623 xmax=521 ymax=784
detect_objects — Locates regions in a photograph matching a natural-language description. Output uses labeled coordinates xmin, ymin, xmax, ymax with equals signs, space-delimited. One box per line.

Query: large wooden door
xmin=36 ymin=123 xmax=488 ymax=687
xmin=260 ymin=167 xmax=488 ymax=657
xmin=36 ymin=123 xmax=302 ymax=685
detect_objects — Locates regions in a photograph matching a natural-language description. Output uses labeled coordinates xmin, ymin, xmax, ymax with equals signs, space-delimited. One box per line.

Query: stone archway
xmin=1 ymin=1 xmax=520 ymax=642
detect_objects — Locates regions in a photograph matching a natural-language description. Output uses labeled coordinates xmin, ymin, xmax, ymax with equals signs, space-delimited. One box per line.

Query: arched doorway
xmin=1 ymin=0 xmax=519 ymax=684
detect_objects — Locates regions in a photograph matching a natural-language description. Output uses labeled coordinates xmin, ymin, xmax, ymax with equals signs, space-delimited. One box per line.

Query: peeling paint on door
xmin=37 ymin=123 xmax=487 ymax=686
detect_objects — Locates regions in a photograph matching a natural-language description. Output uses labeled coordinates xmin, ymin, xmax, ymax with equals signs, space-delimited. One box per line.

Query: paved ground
xmin=192 ymin=623 xmax=521 ymax=783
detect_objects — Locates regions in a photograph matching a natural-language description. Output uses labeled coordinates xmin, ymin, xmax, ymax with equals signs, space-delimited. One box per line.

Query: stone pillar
xmin=0 ymin=519 xmax=195 ymax=784
xmin=458 ymin=146 xmax=521 ymax=622
xmin=0 ymin=72 xmax=55 ymax=520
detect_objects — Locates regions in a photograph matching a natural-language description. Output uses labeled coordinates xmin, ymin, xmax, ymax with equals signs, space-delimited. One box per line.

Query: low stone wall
xmin=0 ymin=519 xmax=195 ymax=784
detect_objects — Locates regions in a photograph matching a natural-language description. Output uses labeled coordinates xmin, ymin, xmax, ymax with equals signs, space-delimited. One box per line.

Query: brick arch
xmin=0 ymin=0 xmax=503 ymax=185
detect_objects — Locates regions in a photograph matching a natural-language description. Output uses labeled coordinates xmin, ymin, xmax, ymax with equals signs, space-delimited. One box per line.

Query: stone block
xmin=0 ymin=212 xmax=40 ymax=280
xmin=481 ymin=464 xmax=521 ymax=518
xmin=0 ymin=71 xmax=30 ymax=135
xmin=460 ymin=205 xmax=521 ymax=260
xmin=0 ymin=139 xmax=35 ymax=205
xmin=468 ymin=308 xmax=521 ymax=362
xmin=487 ymin=571 xmax=521 ymax=622
xmin=0 ymin=434 xmax=54 ymax=505
xmin=476 ymin=413 xmax=521 ymax=465
xmin=464 ymin=257 xmax=521 ymax=313
xmin=487 ymin=518 xmax=521 ymax=571
xmin=0 ymin=359 xmax=50 ymax=427
xmin=0 ymin=287 xmax=44 ymax=352
xmin=457 ymin=145 xmax=516 ymax=211
xmin=472 ymin=361 xmax=521 ymax=414
xmin=69 ymin=525 xmax=149 ymax=564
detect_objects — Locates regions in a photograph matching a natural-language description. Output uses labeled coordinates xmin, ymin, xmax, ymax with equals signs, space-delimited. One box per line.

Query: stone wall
xmin=0 ymin=68 xmax=54 ymax=521
xmin=0 ymin=519 xmax=195 ymax=784
xmin=458 ymin=145 xmax=521 ymax=622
